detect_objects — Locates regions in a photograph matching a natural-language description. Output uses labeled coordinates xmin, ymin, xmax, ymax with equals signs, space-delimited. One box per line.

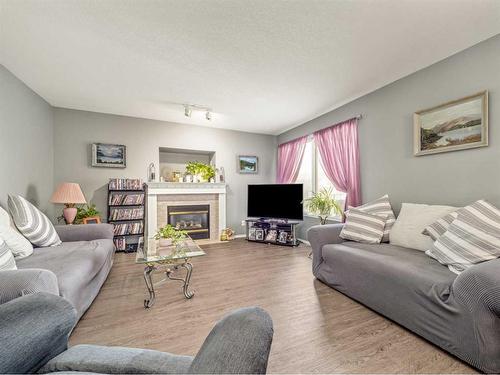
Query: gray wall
xmin=53 ymin=108 xmax=277 ymax=234
xmin=0 ymin=65 xmax=54 ymax=217
xmin=279 ymin=34 xmax=500 ymax=239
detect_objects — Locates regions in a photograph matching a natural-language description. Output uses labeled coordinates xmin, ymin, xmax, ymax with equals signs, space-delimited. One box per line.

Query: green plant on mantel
xmin=74 ymin=204 xmax=100 ymax=224
xmin=154 ymin=224 xmax=188 ymax=244
xmin=303 ymin=187 xmax=343 ymax=225
xmin=185 ymin=161 xmax=215 ymax=182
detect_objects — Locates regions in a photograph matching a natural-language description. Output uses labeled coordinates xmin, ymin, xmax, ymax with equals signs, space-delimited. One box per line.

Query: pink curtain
xmin=314 ymin=118 xmax=361 ymax=207
xmin=276 ymin=135 xmax=308 ymax=184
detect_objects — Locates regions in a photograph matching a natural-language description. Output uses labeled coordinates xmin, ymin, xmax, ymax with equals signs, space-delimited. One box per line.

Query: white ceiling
xmin=1 ymin=1 xmax=499 ymax=135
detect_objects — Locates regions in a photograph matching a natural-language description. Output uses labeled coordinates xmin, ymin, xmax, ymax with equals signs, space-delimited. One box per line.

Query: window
xmin=296 ymin=137 xmax=346 ymax=218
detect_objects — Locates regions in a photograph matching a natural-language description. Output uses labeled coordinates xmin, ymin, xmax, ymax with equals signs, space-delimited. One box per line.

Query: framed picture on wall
xmin=91 ymin=143 xmax=127 ymax=168
xmin=413 ymin=91 xmax=488 ymax=156
xmin=237 ymin=155 xmax=258 ymax=174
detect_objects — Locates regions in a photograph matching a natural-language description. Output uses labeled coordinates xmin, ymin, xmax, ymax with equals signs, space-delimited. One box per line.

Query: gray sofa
xmin=0 ymin=224 xmax=114 ymax=319
xmin=308 ymin=223 xmax=500 ymax=373
xmin=0 ymin=293 xmax=274 ymax=374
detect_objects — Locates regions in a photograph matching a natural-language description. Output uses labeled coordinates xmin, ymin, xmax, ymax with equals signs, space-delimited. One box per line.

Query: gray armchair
xmin=0 ymin=293 xmax=274 ymax=374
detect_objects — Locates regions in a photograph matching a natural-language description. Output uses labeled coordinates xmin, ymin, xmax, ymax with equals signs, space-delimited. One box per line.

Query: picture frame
xmin=413 ymin=91 xmax=488 ymax=156
xmin=237 ymin=155 xmax=258 ymax=174
xmin=83 ymin=216 xmax=102 ymax=224
xmin=255 ymin=228 xmax=264 ymax=241
xmin=277 ymin=231 xmax=288 ymax=244
xmin=265 ymin=229 xmax=277 ymax=242
xmin=248 ymin=227 xmax=256 ymax=240
xmin=92 ymin=143 xmax=127 ymax=168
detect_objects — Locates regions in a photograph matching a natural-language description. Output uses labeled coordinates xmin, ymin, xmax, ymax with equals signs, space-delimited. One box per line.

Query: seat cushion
xmin=16 ymin=239 xmax=114 ymax=313
xmin=322 ymin=241 xmax=456 ymax=295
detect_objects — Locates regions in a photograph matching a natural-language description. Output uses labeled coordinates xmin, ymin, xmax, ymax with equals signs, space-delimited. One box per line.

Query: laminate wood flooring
xmin=70 ymin=239 xmax=475 ymax=373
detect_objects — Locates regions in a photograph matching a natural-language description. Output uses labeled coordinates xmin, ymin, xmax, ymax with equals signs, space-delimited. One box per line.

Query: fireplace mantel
xmin=145 ymin=182 xmax=227 ymax=242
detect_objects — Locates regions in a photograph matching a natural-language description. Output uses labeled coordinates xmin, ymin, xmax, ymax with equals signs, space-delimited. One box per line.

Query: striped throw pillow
xmin=0 ymin=237 xmax=16 ymax=270
xmin=425 ymin=200 xmax=500 ymax=274
xmin=8 ymin=195 xmax=61 ymax=247
xmin=340 ymin=209 xmax=388 ymax=244
xmin=422 ymin=210 xmax=461 ymax=241
xmin=350 ymin=194 xmax=395 ymax=242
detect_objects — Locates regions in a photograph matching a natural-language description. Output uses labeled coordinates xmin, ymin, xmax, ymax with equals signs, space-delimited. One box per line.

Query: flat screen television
xmin=247 ymin=184 xmax=303 ymax=221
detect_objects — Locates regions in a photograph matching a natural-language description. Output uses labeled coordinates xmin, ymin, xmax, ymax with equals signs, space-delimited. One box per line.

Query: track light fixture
xmin=182 ymin=104 xmax=212 ymax=120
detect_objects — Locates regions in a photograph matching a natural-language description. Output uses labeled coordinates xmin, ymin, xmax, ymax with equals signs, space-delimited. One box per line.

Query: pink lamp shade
xmin=50 ymin=183 xmax=87 ymax=225
xmin=50 ymin=183 xmax=87 ymax=205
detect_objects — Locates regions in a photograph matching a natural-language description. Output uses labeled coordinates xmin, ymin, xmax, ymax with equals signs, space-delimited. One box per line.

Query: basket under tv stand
xmin=245 ymin=218 xmax=300 ymax=247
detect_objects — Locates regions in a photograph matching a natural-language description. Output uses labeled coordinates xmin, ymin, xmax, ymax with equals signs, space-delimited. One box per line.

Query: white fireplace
xmin=145 ymin=182 xmax=227 ymax=243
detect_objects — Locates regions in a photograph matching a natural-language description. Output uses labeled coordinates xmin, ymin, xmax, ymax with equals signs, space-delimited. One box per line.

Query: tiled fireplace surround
xmin=146 ymin=183 xmax=227 ymax=244
xmin=158 ymin=194 xmax=219 ymax=241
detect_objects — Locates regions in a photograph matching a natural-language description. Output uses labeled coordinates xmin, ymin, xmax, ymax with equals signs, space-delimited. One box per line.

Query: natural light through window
xmin=296 ymin=137 xmax=346 ymax=219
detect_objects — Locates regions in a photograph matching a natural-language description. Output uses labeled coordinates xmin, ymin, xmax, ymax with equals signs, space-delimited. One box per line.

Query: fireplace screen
xmin=167 ymin=205 xmax=210 ymax=240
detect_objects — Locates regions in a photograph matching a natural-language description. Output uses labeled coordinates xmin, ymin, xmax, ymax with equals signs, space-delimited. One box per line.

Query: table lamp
xmin=50 ymin=182 xmax=87 ymax=225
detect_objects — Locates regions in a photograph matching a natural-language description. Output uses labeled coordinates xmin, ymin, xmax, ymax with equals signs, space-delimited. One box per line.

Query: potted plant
xmin=303 ymin=187 xmax=343 ymax=225
xmin=61 ymin=204 xmax=100 ymax=225
xmin=154 ymin=224 xmax=188 ymax=247
xmin=185 ymin=162 xmax=216 ymax=183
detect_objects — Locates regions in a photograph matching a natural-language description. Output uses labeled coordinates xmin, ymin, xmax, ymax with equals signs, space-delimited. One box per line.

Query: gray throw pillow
xmin=426 ymin=200 xmax=500 ymax=274
xmin=340 ymin=209 xmax=387 ymax=244
xmin=349 ymin=194 xmax=395 ymax=242
xmin=8 ymin=195 xmax=61 ymax=247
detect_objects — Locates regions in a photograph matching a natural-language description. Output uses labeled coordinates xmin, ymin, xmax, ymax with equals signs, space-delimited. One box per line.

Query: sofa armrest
xmin=453 ymin=258 xmax=500 ymax=316
xmin=452 ymin=259 xmax=500 ymax=372
xmin=188 ymin=307 xmax=273 ymax=374
xmin=39 ymin=345 xmax=193 ymax=374
xmin=307 ymin=224 xmax=344 ymax=274
xmin=0 ymin=293 xmax=76 ymax=374
xmin=0 ymin=269 xmax=59 ymax=305
xmin=55 ymin=224 xmax=114 ymax=242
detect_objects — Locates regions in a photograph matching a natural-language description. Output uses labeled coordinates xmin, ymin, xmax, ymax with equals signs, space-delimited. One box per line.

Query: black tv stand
xmin=245 ymin=218 xmax=300 ymax=247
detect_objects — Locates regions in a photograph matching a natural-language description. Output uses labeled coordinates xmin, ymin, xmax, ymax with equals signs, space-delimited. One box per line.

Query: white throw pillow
xmin=389 ymin=203 xmax=458 ymax=252
xmin=0 ymin=207 xmax=33 ymax=258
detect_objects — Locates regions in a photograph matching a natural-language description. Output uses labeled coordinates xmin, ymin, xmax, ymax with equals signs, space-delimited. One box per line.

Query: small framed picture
xmin=265 ymin=229 xmax=277 ymax=241
xmin=92 ymin=143 xmax=126 ymax=168
xmin=277 ymin=231 xmax=288 ymax=244
xmin=248 ymin=227 xmax=257 ymax=240
xmin=237 ymin=155 xmax=258 ymax=174
xmin=255 ymin=228 xmax=264 ymax=241
xmin=83 ymin=216 xmax=102 ymax=224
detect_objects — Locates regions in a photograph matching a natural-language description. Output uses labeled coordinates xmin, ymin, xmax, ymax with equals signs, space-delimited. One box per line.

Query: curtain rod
xmin=280 ymin=114 xmax=363 ymax=145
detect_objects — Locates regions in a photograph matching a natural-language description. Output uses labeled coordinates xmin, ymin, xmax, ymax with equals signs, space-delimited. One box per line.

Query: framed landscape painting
xmin=414 ymin=91 xmax=488 ymax=156
xmin=238 ymin=155 xmax=258 ymax=174
xmin=91 ymin=143 xmax=126 ymax=168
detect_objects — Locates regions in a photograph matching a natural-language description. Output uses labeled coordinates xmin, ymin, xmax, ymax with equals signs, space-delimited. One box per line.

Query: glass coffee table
xmin=136 ymin=237 xmax=206 ymax=308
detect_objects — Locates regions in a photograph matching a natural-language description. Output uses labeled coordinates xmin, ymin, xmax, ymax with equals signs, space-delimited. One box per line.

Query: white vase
xmin=159 ymin=238 xmax=173 ymax=247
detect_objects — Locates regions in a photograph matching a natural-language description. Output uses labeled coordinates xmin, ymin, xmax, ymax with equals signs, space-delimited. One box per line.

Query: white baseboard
xmin=234 ymin=234 xmax=246 ymax=239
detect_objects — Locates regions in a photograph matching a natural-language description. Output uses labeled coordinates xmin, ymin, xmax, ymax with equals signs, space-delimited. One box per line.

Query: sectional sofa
xmin=0 ymin=224 xmax=114 ymax=319
xmin=309 ymin=223 xmax=500 ymax=373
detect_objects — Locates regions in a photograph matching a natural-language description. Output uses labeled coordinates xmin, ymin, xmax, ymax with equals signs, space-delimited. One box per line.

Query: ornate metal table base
xmin=143 ymin=260 xmax=195 ymax=308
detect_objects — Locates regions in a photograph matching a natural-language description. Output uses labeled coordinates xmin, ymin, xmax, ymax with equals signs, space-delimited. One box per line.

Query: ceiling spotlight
xmin=184 ymin=105 xmax=192 ymax=117
xmin=206 ymin=111 xmax=212 ymax=121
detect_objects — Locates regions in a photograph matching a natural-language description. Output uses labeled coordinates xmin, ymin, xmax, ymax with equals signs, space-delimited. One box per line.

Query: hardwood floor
xmin=70 ymin=239 xmax=475 ymax=373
